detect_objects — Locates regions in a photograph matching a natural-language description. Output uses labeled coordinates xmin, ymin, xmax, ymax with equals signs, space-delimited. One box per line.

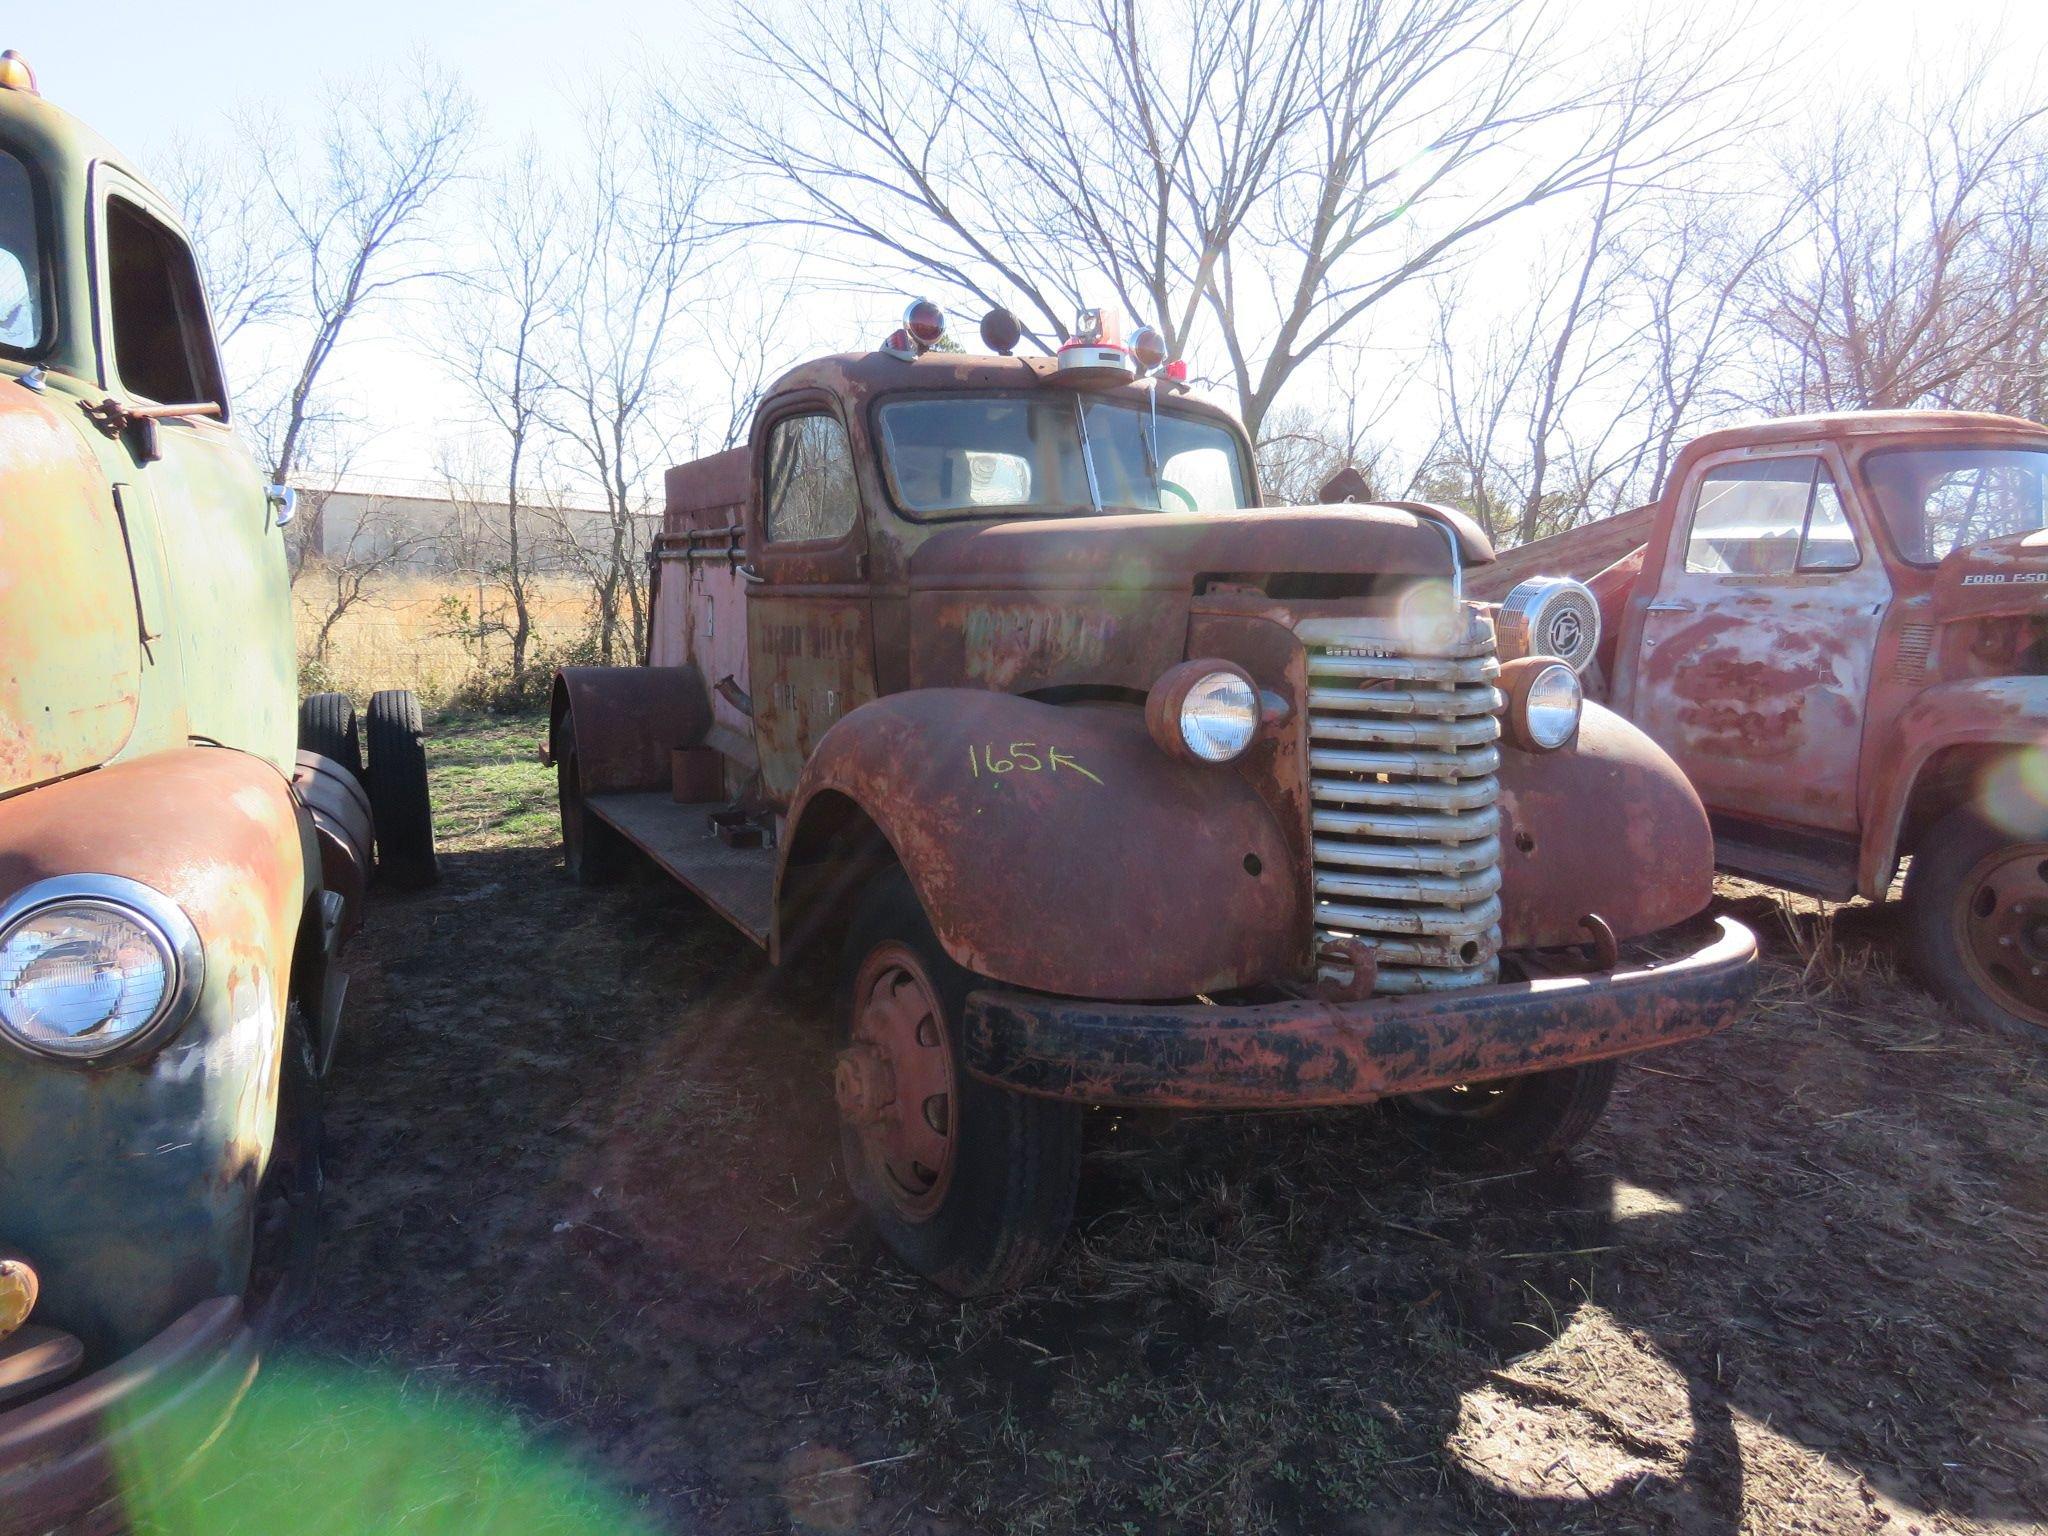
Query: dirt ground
xmin=159 ymin=712 xmax=2047 ymax=1535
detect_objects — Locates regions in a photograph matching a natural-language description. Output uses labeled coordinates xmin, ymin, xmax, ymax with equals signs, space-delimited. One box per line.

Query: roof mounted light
xmin=881 ymin=298 xmax=947 ymax=362
xmin=980 ymin=307 xmax=1022 ymax=355
xmin=1130 ymin=325 xmax=1168 ymax=375
xmin=1054 ymin=307 xmax=1136 ymax=387
xmin=0 ymin=51 xmax=38 ymax=95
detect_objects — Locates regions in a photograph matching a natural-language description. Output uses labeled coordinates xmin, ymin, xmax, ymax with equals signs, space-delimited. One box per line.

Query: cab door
xmin=90 ymin=167 xmax=295 ymax=772
xmin=745 ymin=394 xmax=877 ymax=805
xmin=1624 ymin=448 xmax=1890 ymax=835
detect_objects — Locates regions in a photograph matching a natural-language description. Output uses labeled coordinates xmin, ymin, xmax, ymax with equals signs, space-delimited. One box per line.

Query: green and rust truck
xmin=0 ymin=52 xmax=433 ymax=1530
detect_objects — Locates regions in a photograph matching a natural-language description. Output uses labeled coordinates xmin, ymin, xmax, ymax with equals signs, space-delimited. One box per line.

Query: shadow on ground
xmin=143 ymin=718 xmax=2048 ymax=1536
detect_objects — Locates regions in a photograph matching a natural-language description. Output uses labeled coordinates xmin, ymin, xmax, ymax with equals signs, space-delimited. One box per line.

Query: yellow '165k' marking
xmin=967 ymin=742 xmax=1103 ymax=785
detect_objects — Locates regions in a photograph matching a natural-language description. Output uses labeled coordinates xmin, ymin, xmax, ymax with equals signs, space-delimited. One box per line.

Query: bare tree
xmin=297 ymin=488 xmax=434 ymax=666
xmin=543 ymin=92 xmax=712 ymax=664
xmin=254 ymin=60 xmax=476 ymax=492
xmin=153 ymin=138 xmax=294 ymax=348
xmin=1745 ymin=56 xmax=2048 ymax=415
xmin=704 ymin=0 xmax=1760 ymax=436
xmin=434 ymin=145 xmax=568 ymax=683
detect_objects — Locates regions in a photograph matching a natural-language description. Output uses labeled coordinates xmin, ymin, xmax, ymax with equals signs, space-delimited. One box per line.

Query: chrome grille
xmin=1299 ymin=613 xmax=1503 ymax=993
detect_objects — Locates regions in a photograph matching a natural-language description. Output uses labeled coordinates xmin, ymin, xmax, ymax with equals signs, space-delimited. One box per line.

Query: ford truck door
xmin=1623 ymin=448 xmax=1890 ymax=841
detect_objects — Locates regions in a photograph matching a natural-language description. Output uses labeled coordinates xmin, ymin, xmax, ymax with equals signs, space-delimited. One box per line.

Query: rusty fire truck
xmin=549 ymin=302 xmax=1759 ymax=1293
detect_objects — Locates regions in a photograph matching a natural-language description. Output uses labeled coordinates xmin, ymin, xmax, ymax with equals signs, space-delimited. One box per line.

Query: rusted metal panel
xmin=908 ymin=589 xmax=1185 ymax=695
xmin=1856 ymin=677 xmax=2048 ymax=895
xmin=291 ymin=750 xmax=372 ymax=942
xmin=0 ymin=748 xmax=307 ymax=1362
xmin=1496 ymin=703 xmax=1716 ymax=949
xmin=965 ymin=916 xmax=1757 ymax=1109
xmin=0 ymin=1296 xmax=255 ymax=1536
xmin=663 ymin=446 xmax=749 ymax=537
xmin=780 ymin=689 xmax=1302 ymax=999
xmin=1464 ymin=504 xmax=1660 ymax=602
xmin=748 ymin=594 xmax=878 ymax=804
xmin=551 ymin=666 xmax=711 ymax=794
xmin=907 ymin=503 xmax=1478 ymax=590
xmin=0 ymin=388 xmax=140 ymax=796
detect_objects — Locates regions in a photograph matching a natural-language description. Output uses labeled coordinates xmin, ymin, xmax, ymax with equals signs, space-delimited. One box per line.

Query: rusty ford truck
xmin=550 ymin=302 xmax=1760 ymax=1294
xmin=0 ymin=53 xmax=434 ymax=1531
xmin=1467 ymin=411 xmax=2048 ymax=1046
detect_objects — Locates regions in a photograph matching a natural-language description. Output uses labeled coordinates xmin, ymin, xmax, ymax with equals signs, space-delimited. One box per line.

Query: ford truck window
xmin=103 ymin=193 xmax=226 ymax=411
xmin=1684 ymin=456 xmax=1856 ymax=575
xmin=0 ymin=149 xmax=40 ymax=351
xmin=878 ymin=393 xmax=1249 ymax=517
xmin=1863 ymin=445 xmax=2048 ymax=564
xmin=763 ymin=412 xmax=859 ymax=544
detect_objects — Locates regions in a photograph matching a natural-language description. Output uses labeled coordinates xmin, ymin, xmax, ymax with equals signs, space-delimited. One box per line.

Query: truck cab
xmin=1470 ymin=410 xmax=2048 ymax=1043
xmin=552 ymin=303 xmax=1759 ymax=1294
xmin=0 ymin=53 xmax=430 ymax=1529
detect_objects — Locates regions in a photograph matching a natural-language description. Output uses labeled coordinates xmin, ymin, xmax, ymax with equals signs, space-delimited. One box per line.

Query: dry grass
xmin=294 ymin=573 xmax=594 ymax=704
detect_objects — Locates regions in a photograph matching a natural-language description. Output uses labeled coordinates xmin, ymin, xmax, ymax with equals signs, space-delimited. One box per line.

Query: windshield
xmin=877 ymin=392 xmax=1251 ymax=517
xmin=1862 ymin=445 xmax=2048 ymax=565
xmin=0 ymin=148 xmax=43 ymax=352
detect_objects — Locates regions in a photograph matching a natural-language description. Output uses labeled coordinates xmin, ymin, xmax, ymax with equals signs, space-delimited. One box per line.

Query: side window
xmin=0 ymin=152 xmax=42 ymax=351
xmin=1684 ymin=457 xmax=1858 ymax=575
xmin=104 ymin=194 xmax=226 ymax=411
xmin=763 ymin=414 xmax=858 ymax=544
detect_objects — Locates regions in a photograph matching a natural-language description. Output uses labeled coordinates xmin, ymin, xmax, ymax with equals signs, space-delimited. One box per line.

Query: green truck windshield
xmin=878 ymin=393 xmax=1250 ymax=517
xmin=1863 ymin=445 xmax=2048 ymax=564
xmin=0 ymin=149 xmax=40 ymax=352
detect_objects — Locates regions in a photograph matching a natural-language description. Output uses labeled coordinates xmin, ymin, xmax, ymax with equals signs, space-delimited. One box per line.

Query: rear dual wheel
xmin=298 ymin=690 xmax=438 ymax=889
xmin=837 ymin=867 xmax=1081 ymax=1295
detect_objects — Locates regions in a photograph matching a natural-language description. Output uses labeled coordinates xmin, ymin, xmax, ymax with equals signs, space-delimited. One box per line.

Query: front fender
xmin=0 ymin=748 xmax=310 ymax=1359
xmin=1859 ymin=677 xmax=2048 ymax=897
xmin=780 ymin=690 xmax=1301 ymax=999
xmin=1496 ymin=702 xmax=1715 ymax=949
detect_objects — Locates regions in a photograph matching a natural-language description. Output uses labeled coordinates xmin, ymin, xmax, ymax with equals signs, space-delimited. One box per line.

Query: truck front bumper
xmin=0 ymin=1297 xmax=256 ymax=1536
xmin=965 ymin=916 xmax=1757 ymax=1109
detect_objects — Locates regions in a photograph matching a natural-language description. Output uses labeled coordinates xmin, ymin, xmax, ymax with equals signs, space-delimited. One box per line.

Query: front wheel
xmin=837 ymin=866 xmax=1081 ymax=1295
xmin=1385 ymin=1060 xmax=1618 ymax=1167
xmin=1904 ymin=804 xmax=2048 ymax=1045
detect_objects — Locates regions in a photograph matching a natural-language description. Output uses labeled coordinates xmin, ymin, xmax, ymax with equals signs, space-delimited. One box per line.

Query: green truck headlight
xmin=0 ymin=875 xmax=203 ymax=1063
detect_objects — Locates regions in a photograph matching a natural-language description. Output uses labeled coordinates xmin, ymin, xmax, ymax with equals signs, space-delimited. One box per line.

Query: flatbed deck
xmin=585 ymin=793 xmax=776 ymax=946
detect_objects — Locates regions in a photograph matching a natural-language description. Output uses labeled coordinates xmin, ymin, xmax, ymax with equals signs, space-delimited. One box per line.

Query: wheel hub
xmin=1959 ymin=847 xmax=2048 ymax=1027
xmin=843 ymin=944 xmax=958 ymax=1222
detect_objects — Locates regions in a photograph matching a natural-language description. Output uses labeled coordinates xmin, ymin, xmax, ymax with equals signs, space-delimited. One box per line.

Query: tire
xmin=837 ymin=865 xmax=1082 ymax=1294
xmin=1385 ymin=1060 xmax=1618 ymax=1168
xmin=251 ymin=1011 xmax=323 ymax=1328
xmin=555 ymin=715 xmax=635 ymax=885
xmin=1903 ymin=803 xmax=2048 ymax=1046
xmin=298 ymin=692 xmax=362 ymax=780
xmin=365 ymin=689 xmax=439 ymax=889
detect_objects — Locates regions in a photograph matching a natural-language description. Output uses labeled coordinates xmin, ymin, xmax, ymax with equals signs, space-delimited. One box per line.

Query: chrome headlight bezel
xmin=0 ymin=874 xmax=204 ymax=1065
xmin=1500 ymin=656 xmax=1584 ymax=753
xmin=1146 ymin=659 xmax=1261 ymax=765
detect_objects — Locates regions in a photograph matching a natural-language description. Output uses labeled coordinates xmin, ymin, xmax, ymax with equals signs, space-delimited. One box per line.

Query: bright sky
xmin=7 ymin=0 xmax=2044 ymax=482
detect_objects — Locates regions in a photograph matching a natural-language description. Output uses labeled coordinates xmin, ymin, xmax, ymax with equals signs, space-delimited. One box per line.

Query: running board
xmin=585 ymin=793 xmax=775 ymax=947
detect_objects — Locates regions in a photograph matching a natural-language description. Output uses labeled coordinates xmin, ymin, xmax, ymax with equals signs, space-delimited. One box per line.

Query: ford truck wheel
xmin=366 ymin=690 xmax=439 ymax=889
xmin=1905 ymin=805 xmax=2048 ymax=1044
xmin=1386 ymin=1061 xmax=1618 ymax=1167
xmin=554 ymin=716 xmax=634 ymax=884
xmin=298 ymin=692 xmax=362 ymax=779
xmin=838 ymin=866 xmax=1081 ymax=1294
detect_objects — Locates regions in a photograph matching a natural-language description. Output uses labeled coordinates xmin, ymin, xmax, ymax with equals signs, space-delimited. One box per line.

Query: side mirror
xmin=266 ymin=483 xmax=296 ymax=528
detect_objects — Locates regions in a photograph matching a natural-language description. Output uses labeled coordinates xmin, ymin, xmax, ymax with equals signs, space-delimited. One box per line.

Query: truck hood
xmin=907 ymin=504 xmax=1493 ymax=590
xmin=1931 ymin=527 xmax=2048 ymax=623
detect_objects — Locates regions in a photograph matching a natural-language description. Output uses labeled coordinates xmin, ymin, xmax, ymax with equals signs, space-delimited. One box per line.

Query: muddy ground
xmin=159 ymin=713 xmax=2046 ymax=1535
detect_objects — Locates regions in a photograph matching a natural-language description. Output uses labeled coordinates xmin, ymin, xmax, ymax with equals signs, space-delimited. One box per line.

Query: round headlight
xmin=1147 ymin=660 xmax=1261 ymax=764
xmin=0 ymin=876 xmax=202 ymax=1063
xmin=1501 ymin=657 xmax=1583 ymax=753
